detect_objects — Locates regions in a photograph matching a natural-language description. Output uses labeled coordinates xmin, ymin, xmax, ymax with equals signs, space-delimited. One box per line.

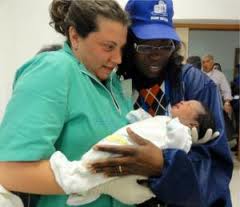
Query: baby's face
xmin=171 ymin=100 xmax=204 ymax=127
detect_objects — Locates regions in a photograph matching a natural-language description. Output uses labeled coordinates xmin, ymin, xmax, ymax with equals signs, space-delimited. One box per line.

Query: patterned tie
xmin=134 ymin=83 xmax=169 ymax=116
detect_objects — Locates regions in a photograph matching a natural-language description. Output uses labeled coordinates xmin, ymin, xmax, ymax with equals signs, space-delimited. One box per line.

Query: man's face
xmin=202 ymin=57 xmax=214 ymax=73
xmin=134 ymin=40 xmax=175 ymax=79
xmin=73 ymin=16 xmax=127 ymax=81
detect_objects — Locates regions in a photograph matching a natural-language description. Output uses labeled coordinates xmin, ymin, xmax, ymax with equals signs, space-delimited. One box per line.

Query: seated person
xmin=0 ymin=101 xmax=218 ymax=207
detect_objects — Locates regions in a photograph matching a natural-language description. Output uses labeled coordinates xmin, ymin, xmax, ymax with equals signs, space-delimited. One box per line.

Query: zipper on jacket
xmin=81 ymin=70 xmax=121 ymax=114
xmin=109 ymin=75 xmax=120 ymax=112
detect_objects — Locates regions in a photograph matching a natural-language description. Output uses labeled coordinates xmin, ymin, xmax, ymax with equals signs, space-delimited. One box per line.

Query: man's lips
xmin=149 ymin=66 xmax=161 ymax=72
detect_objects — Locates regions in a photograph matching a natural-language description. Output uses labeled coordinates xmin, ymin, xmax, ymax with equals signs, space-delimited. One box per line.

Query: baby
xmin=0 ymin=101 xmax=217 ymax=207
xmin=50 ymin=100 xmax=217 ymax=206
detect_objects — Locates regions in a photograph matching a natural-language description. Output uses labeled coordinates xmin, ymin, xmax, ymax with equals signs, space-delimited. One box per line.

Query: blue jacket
xmin=148 ymin=65 xmax=233 ymax=207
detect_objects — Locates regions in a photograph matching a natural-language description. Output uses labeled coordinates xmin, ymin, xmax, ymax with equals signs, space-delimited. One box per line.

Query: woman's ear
xmin=68 ymin=26 xmax=80 ymax=51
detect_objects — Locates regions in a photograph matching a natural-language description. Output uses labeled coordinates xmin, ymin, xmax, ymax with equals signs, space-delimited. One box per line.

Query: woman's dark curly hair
xmin=117 ymin=30 xmax=184 ymax=91
xmin=49 ymin=0 xmax=130 ymax=41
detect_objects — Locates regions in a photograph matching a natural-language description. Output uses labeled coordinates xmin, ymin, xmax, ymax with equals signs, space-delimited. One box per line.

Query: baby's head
xmin=171 ymin=100 xmax=216 ymax=138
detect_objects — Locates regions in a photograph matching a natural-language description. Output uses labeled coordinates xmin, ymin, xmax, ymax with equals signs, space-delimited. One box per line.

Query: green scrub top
xmin=0 ymin=43 xmax=134 ymax=207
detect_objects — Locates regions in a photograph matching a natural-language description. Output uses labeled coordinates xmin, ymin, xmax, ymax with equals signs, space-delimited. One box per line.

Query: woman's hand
xmin=89 ymin=128 xmax=164 ymax=177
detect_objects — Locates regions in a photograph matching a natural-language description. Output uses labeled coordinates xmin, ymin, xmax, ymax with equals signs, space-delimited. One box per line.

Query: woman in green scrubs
xmin=0 ymin=0 xmax=133 ymax=206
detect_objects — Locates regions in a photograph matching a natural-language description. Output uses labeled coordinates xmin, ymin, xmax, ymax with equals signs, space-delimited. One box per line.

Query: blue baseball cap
xmin=125 ymin=0 xmax=180 ymax=42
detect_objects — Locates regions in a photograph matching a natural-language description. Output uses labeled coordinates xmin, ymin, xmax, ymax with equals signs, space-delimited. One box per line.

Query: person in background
xmin=89 ymin=0 xmax=233 ymax=207
xmin=202 ymin=54 xmax=234 ymax=140
xmin=202 ymin=54 xmax=232 ymax=114
xmin=213 ymin=62 xmax=222 ymax=71
xmin=186 ymin=55 xmax=202 ymax=70
xmin=0 ymin=1 xmax=133 ymax=207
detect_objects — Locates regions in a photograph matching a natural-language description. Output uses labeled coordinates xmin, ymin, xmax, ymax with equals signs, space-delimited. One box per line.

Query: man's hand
xmin=191 ymin=128 xmax=220 ymax=144
xmin=89 ymin=128 xmax=164 ymax=177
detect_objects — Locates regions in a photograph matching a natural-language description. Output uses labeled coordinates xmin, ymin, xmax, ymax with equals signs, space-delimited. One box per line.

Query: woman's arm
xmin=0 ymin=55 xmax=70 ymax=195
xmin=0 ymin=160 xmax=64 ymax=195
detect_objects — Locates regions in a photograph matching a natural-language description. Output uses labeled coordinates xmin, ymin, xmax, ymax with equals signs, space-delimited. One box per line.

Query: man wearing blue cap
xmin=90 ymin=0 xmax=233 ymax=206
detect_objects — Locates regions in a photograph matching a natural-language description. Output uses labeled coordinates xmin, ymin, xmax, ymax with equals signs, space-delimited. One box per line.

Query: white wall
xmin=0 ymin=0 xmax=63 ymax=120
xmin=0 ymin=0 xmax=239 ymax=120
xmin=173 ymin=0 xmax=240 ymax=23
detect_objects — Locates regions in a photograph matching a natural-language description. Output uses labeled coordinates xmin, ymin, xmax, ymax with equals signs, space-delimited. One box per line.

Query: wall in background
xmin=0 ymin=0 xmax=63 ymax=120
xmin=120 ymin=0 xmax=240 ymax=23
xmin=176 ymin=28 xmax=189 ymax=61
xmin=188 ymin=30 xmax=239 ymax=81
xmin=173 ymin=0 xmax=240 ymax=23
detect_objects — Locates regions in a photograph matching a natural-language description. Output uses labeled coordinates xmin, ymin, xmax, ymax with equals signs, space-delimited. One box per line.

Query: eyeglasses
xmin=134 ymin=40 xmax=175 ymax=55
